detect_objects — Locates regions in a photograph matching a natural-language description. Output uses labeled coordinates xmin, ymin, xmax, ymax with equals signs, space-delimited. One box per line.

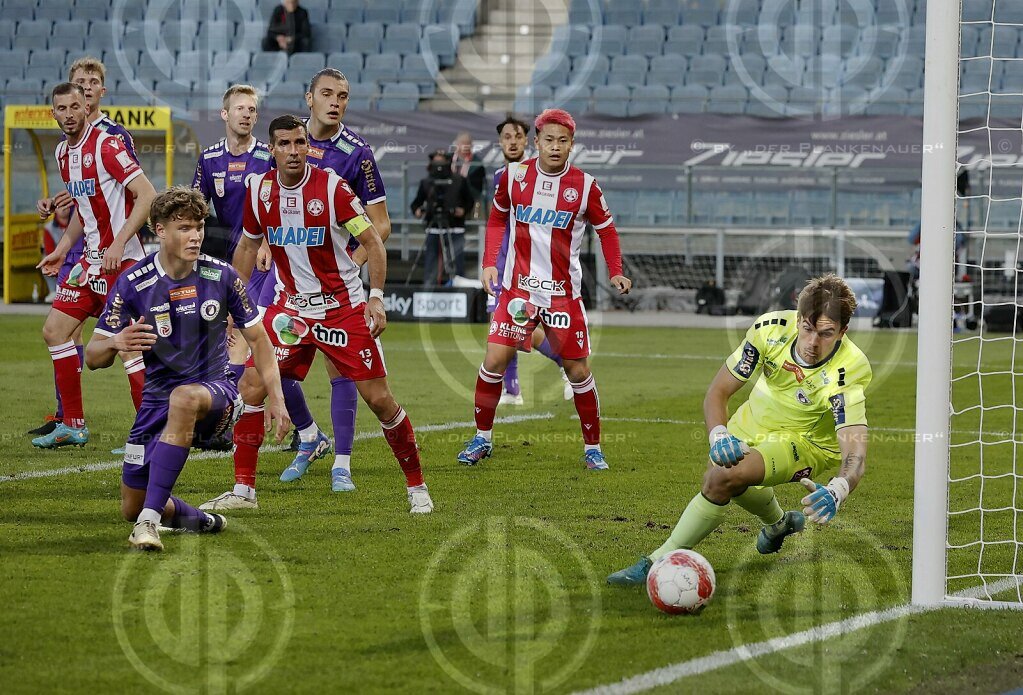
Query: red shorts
xmin=257 ymin=302 xmax=388 ymax=381
xmin=488 ymin=291 xmax=590 ymax=360
xmin=51 ymin=257 xmax=137 ymax=321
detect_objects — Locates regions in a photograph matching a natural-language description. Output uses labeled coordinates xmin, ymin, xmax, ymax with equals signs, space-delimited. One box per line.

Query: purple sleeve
xmin=94 ymin=274 xmax=137 ymax=336
xmin=191 ymin=156 xmax=210 ymax=199
xmin=108 ymin=123 xmax=139 ymax=163
xmin=492 ymin=168 xmax=509 ymax=273
xmin=226 ymin=266 xmax=261 ymax=328
xmin=353 ymin=147 xmax=386 ymax=205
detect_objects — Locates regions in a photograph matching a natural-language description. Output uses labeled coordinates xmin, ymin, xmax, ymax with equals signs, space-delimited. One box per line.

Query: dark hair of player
xmin=796 ymin=273 xmax=858 ymax=329
xmin=150 ymin=186 xmax=210 ymax=228
xmin=534 ymin=108 xmax=576 ymax=136
xmin=496 ymin=114 xmax=529 ymax=137
xmin=309 ymin=67 xmax=348 ymax=93
xmin=67 ymin=56 xmax=106 ymax=84
xmin=268 ymin=114 xmax=307 ymax=144
xmin=50 ymin=82 xmax=85 ymax=103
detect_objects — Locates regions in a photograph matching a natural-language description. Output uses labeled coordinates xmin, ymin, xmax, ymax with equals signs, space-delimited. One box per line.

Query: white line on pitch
xmin=1 ymin=412 xmax=553 ymax=483
xmin=572 ymin=576 xmax=1023 ymax=695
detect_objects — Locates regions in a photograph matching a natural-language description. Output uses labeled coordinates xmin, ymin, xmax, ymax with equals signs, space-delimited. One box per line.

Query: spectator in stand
xmin=262 ymin=0 xmax=312 ymax=54
xmin=452 ymin=131 xmax=487 ymax=219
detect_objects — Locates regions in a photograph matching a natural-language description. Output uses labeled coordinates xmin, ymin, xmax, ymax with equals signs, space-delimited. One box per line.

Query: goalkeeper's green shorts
xmin=728 ymin=423 xmax=840 ymax=488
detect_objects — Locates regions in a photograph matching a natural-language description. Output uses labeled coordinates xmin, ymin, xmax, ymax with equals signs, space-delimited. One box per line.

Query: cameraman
xmin=411 ymin=149 xmax=475 ymax=286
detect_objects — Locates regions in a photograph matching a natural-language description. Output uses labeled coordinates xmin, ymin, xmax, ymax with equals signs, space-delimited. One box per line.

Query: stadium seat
xmin=347 ymin=81 xmax=375 ymax=110
xmin=556 ymin=25 xmax=591 ymax=58
xmin=602 ymin=189 xmax=636 ymax=225
xmin=326 ymin=51 xmax=364 ymax=82
xmin=669 ymin=84 xmax=707 ymax=114
xmin=648 ymin=54 xmax=687 ymax=88
xmin=513 ymin=84 xmax=552 ymax=113
xmin=1000 ymin=62 xmax=1023 ymax=93
xmin=422 ymin=23 xmax=457 ymax=67
xmin=682 ymin=7 xmax=719 ymax=27
xmin=50 ymin=21 xmax=89 ymax=51
xmin=345 ymin=21 xmax=384 ymax=54
xmin=592 ymin=84 xmax=630 ymax=117
xmin=664 ymin=25 xmax=704 ymax=57
xmin=364 ymin=0 xmax=401 ymax=24
xmin=687 ymin=54 xmax=727 ymax=87
xmin=592 ymin=23 xmax=627 ymax=55
xmin=35 ymin=5 xmax=70 ymax=22
xmin=6 ymin=76 xmax=42 ymax=97
xmin=533 ymin=53 xmax=571 ymax=87
xmin=376 ymin=82 xmax=419 ymax=111
xmin=289 ymin=52 xmax=326 ymax=75
xmin=724 ymin=54 xmax=765 ymax=85
xmin=707 ymin=84 xmax=747 ymax=115
xmin=436 ymin=0 xmax=477 ymax=36
xmin=745 ymin=84 xmax=791 ymax=118
xmin=626 ymin=25 xmax=665 ymax=58
xmin=401 ymin=0 xmax=435 ymax=24
xmin=864 ymin=87 xmax=910 ymax=116
xmin=165 ymin=20 xmax=198 ymax=53
xmin=603 ymin=3 xmax=642 ymax=27
xmin=4 ymin=0 xmax=35 ymax=16
xmin=644 ymin=0 xmax=680 ymax=27
xmin=212 ymin=50 xmax=251 ymax=83
xmin=362 ymin=52 xmax=402 ymax=83
xmin=842 ymin=56 xmax=885 ymax=89
xmin=629 ymin=85 xmax=669 ymax=116
xmin=383 ymin=22 xmax=422 ymax=55
xmin=30 ymin=48 xmax=66 ymax=71
xmin=196 ymin=21 xmax=236 ymax=49
xmin=248 ymin=51 xmax=289 ymax=85
xmin=574 ymin=54 xmax=611 ymax=87
xmin=607 ymin=54 xmax=647 ymax=87
xmin=963 ymin=0 xmax=994 ymax=23
xmin=567 ymin=0 xmax=596 ymax=26
xmin=703 ymin=25 xmax=741 ymax=56
xmin=993 ymin=3 xmax=1023 ymax=23
xmin=75 ymin=0 xmax=108 ymax=23
xmin=992 ymin=24 xmax=1020 ymax=59
xmin=401 ymin=54 xmax=435 ymax=94
xmin=551 ymin=85 xmax=591 ymax=114
xmin=175 ymin=50 xmax=207 ymax=82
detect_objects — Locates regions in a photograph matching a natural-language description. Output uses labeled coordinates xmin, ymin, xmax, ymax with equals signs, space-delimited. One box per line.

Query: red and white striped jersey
xmin=484 ymin=158 xmax=624 ymax=307
xmin=242 ymin=164 xmax=372 ymax=311
xmin=55 ymin=122 xmax=145 ymax=262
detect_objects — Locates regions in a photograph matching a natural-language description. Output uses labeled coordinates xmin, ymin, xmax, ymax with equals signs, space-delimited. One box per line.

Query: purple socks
xmin=282 ymin=378 xmax=314 ymax=431
xmin=227 ymin=363 xmax=245 ymax=385
xmin=537 ymin=337 xmax=562 ymax=367
xmin=330 ymin=376 xmax=357 ymax=456
xmin=143 ymin=441 xmax=190 ymax=517
xmin=503 ymin=354 xmax=520 ymax=395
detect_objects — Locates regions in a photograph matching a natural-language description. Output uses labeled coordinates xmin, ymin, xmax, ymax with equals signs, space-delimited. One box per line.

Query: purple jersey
xmin=304 ymin=121 xmax=386 ymax=205
xmin=95 ymin=253 xmax=260 ymax=402
xmin=192 ymin=137 xmax=273 ymax=254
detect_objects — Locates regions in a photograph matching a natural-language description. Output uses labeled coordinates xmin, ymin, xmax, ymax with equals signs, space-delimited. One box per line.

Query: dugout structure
xmin=3 ymin=105 xmax=173 ymax=303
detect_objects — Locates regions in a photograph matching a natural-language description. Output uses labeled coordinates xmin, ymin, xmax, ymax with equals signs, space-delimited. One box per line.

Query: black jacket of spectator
xmin=263 ymin=4 xmax=312 ymax=53
xmin=411 ymin=172 xmax=475 ymax=229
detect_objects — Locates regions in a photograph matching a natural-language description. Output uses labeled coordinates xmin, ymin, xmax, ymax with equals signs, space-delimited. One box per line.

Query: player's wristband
xmin=369 ymin=288 xmax=384 ymax=301
xmin=708 ymin=425 xmax=729 ymax=445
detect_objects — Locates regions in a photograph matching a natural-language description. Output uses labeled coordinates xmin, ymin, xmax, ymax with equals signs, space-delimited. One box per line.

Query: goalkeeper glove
xmin=799 ymin=477 xmax=850 ymax=524
xmin=708 ymin=425 xmax=748 ymax=467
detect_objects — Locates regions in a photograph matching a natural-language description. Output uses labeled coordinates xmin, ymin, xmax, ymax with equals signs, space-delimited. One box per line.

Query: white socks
xmin=332 ymin=454 xmax=351 ymax=473
xmin=298 ymin=422 xmax=320 ymax=443
xmin=475 ymin=429 xmax=493 ymax=442
xmin=233 ymin=483 xmax=256 ymax=499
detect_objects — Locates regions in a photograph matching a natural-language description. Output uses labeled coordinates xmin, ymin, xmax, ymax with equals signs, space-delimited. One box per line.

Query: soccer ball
xmin=646 ymin=550 xmax=716 ymax=615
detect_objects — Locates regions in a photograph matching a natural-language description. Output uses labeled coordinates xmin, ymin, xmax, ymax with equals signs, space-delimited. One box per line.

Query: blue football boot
xmin=756 ymin=511 xmax=806 ymax=554
xmin=607 ymin=557 xmax=653 ymax=586
xmin=280 ymin=430 xmax=332 ymax=482
xmin=457 ymin=435 xmax=493 ymax=465
xmin=583 ymin=449 xmax=609 ymax=470
xmin=32 ymin=422 xmax=89 ymax=449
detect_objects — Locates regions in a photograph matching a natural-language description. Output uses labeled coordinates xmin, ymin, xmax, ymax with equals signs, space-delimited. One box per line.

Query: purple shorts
xmin=257 ymin=266 xmax=280 ymax=309
xmin=121 ymin=380 xmax=242 ymax=489
xmin=247 ymin=265 xmax=273 ymax=306
xmin=57 ymin=252 xmax=83 ymax=286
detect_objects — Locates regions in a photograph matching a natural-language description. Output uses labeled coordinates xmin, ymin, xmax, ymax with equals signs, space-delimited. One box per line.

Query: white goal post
xmin=913 ymin=0 xmax=1023 ymax=609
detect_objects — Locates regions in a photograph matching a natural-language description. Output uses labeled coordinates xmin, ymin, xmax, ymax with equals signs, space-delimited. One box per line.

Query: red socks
xmin=50 ymin=341 xmax=84 ymax=428
xmin=571 ymin=374 xmax=601 ymax=446
xmin=124 ymin=355 xmax=146 ymax=411
xmin=474 ymin=366 xmax=504 ymax=432
xmin=382 ymin=406 xmax=423 ymax=487
xmin=232 ymin=406 xmax=265 ymax=488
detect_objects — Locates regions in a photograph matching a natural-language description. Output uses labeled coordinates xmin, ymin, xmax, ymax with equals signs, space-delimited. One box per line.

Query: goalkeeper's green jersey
xmin=724 ymin=310 xmax=872 ymax=455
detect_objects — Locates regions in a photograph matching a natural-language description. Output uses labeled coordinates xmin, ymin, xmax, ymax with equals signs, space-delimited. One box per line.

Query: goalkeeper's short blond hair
xmin=222 ymin=84 xmax=260 ymax=110
xmin=796 ymin=273 xmax=858 ymax=329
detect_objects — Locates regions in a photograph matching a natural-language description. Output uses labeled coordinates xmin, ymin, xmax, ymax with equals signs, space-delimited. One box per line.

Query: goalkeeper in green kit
xmin=608 ymin=274 xmax=872 ymax=585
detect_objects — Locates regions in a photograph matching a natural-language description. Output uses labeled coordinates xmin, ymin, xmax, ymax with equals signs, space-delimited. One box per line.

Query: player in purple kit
xmin=489 ymin=115 xmax=571 ymax=407
xmin=30 ymin=57 xmax=145 ymax=438
xmin=86 ymin=187 xmax=289 ymax=551
xmin=265 ymin=67 xmax=393 ymax=493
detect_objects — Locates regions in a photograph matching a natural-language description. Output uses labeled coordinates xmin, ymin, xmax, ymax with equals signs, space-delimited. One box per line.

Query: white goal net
xmin=915 ymin=0 xmax=1023 ymax=608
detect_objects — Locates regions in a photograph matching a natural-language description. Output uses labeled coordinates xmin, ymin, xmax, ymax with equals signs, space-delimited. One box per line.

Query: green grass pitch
xmin=1 ymin=315 xmax=1020 ymax=693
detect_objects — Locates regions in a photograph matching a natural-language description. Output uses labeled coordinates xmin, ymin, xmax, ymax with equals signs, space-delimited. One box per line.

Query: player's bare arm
xmin=104 ymin=173 xmax=157 ymax=273
xmin=835 ymin=424 xmax=868 ymax=492
xmin=240 ymin=321 xmax=290 ymax=442
xmin=37 ymin=213 xmax=86 ymax=276
xmin=85 ymin=322 xmax=157 ymax=370
xmin=256 ymin=238 xmax=272 ymax=271
xmin=232 ymin=233 xmax=261 ymax=283
xmin=357 ymin=223 xmax=388 ymax=337
xmin=351 ymin=201 xmax=392 ymax=266
xmin=799 ymin=418 xmax=867 ymax=524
